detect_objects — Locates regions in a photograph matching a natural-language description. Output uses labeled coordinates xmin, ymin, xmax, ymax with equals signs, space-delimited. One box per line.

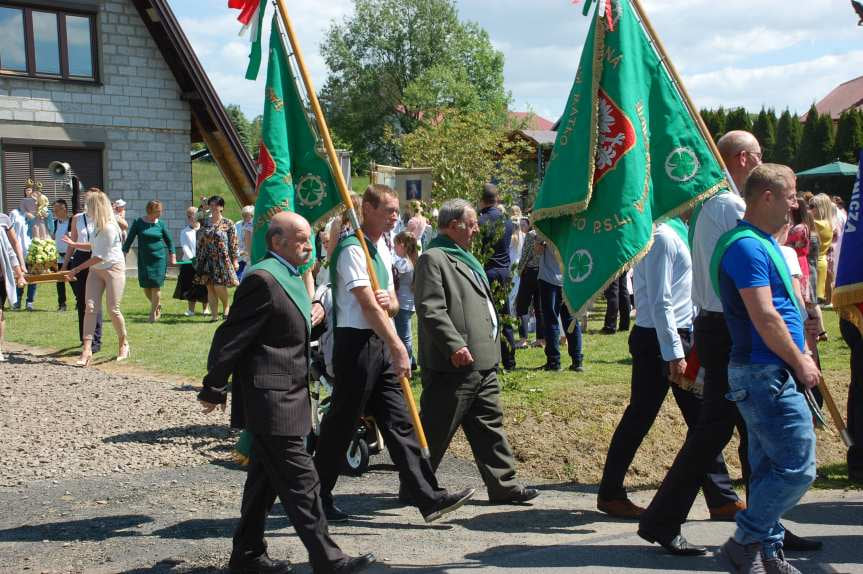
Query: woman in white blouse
xmin=63 ymin=190 xmax=129 ymax=366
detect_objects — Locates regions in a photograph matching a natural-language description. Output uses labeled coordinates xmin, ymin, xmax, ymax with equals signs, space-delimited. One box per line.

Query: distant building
xmin=804 ymin=74 xmax=863 ymax=122
xmin=0 ymin=0 xmax=254 ymax=242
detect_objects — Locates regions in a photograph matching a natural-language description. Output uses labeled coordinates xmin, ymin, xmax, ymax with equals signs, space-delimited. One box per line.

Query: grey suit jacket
xmin=415 ymin=247 xmax=501 ymax=373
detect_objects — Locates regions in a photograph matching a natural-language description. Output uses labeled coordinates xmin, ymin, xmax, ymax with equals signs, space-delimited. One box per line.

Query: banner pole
xmin=271 ymin=0 xmax=431 ymax=458
xmin=627 ymin=0 xmax=726 ymax=173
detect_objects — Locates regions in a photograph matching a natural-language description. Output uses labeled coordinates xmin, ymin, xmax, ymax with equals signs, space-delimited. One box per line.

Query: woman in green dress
xmin=122 ymin=200 xmax=176 ymax=322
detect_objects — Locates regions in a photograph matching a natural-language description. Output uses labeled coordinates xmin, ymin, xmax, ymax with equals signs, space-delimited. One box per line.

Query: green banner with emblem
xmin=532 ymin=0 xmax=727 ymax=315
xmin=251 ymin=15 xmax=342 ymax=265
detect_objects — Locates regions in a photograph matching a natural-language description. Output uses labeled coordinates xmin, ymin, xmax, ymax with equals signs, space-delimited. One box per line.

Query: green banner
xmin=251 ymin=16 xmax=343 ymax=265
xmin=532 ymin=0 xmax=727 ymax=315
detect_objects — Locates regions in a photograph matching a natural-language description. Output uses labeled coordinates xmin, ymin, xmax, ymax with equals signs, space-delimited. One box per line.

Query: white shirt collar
xmin=268 ymin=250 xmax=299 ymax=276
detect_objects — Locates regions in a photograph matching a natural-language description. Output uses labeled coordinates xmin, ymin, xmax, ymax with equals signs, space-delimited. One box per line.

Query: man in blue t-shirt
xmin=716 ymin=164 xmax=820 ymax=574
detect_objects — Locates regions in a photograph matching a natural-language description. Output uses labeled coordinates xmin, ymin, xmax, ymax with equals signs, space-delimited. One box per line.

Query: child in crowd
xmin=393 ymin=231 xmax=419 ymax=371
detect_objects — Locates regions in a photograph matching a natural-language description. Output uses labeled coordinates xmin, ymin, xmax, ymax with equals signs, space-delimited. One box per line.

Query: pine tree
xmin=775 ymin=109 xmax=799 ymax=167
xmin=752 ymin=107 xmax=776 ymax=162
xmin=835 ymin=108 xmax=863 ymax=163
xmin=725 ymin=107 xmax=753 ymax=132
xmin=714 ymin=107 xmax=727 ymax=139
xmin=797 ymin=104 xmax=820 ymax=169
xmin=814 ymin=113 xmax=836 ymax=165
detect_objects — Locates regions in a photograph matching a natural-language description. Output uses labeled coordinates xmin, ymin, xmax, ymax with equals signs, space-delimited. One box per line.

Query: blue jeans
xmin=726 ymin=363 xmax=816 ymax=558
xmin=538 ymin=279 xmax=583 ymax=367
xmin=394 ymin=308 xmax=414 ymax=366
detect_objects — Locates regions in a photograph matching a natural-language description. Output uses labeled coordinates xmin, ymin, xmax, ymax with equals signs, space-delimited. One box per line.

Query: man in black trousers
xmin=198 ymin=211 xmax=374 ymax=574
xmin=315 ymin=184 xmax=474 ymax=523
xmin=637 ymin=131 xmax=820 ymax=555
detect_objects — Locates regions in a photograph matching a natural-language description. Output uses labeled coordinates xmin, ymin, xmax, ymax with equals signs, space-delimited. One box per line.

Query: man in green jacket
xmin=414 ymin=198 xmax=539 ymax=504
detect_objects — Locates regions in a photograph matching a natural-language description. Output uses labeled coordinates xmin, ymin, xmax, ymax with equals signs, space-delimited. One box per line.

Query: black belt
xmin=698 ymin=309 xmax=724 ymax=319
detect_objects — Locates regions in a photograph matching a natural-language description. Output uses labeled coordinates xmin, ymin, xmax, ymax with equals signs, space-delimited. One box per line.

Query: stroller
xmin=307 ymin=283 xmax=384 ymax=476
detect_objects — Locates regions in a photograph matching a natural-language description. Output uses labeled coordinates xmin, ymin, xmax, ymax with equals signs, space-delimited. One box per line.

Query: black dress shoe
xmin=317 ymin=553 xmax=376 ymax=574
xmin=228 ymin=552 xmax=293 ymax=574
xmin=637 ymin=529 xmax=707 ymax=556
xmin=489 ymin=487 xmax=540 ymax=505
xmin=422 ymin=487 xmax=475 ymax=523
xmin=534 ymin=363 xmax=561 ymax=371
xmin=783 ymin=529 xmax=822 ymax=551
xmin=323 ymin=501 xmax=350 ymax=523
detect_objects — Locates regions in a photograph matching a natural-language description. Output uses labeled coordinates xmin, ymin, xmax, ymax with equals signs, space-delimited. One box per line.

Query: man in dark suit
xmin=415 ymin=198 xmax=539 ymax=504
xmin=198 ymin=211 xmax=375 ymax=574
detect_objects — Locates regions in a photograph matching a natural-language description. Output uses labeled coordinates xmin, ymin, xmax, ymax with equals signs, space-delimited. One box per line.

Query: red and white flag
xmin=228 ymin=0 xmax=266 ymax=80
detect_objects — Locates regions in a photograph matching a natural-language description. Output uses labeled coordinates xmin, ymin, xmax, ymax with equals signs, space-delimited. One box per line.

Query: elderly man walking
xmin=714 ymin=164 xmax=819 ymax=574
xmin=198 ymin=211 xmax=375 ymax=574
xmin=413 ymin=199 xmax=539 ymax=504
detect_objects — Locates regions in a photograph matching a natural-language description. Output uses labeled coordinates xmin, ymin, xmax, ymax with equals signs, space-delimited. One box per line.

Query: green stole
xmin=329 ymin=232 xmax=390 ymax=325
xmin=245 ymin=256 xmax=311 ymax=333
xmin=664 ymin=217 xmax=689 ymax=249
xmin=426 ymin=234 xmax=489 ymax=289
xmin=709 ymin=223 xmax=803 ymax=318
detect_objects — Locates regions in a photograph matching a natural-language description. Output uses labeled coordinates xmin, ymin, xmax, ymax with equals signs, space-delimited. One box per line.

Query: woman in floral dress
xmin=194 ymin=195 xmax=238 ymax=321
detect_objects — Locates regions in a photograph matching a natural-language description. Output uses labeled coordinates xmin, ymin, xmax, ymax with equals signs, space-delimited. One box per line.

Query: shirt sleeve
xmin=780 ymin=246 xmax=802 ymax=277
xmin=722 ymin=238 xmax=771 ymax=290
xmin=338 ymin=244 xmax=371 ymax=291
xmin=644 ymin=231 xmax=684 ymax=361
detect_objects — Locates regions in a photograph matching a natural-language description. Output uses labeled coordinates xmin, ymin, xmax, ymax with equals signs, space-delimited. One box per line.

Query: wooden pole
xmin=819 ymin=375 xmax=855 ymax=447
xmin=272 ymin=0 xmax=430 ymax=458
xmin=627 ymin=0 xmax=727 ymax=173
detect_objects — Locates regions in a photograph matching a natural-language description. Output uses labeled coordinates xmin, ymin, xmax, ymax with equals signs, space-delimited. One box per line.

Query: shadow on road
xmin=0 ymin=514 xmax=153 ymax=542
xmin=120 ymin=558 xmax=222 ymax=573
xmin=785 ymin=500 xmax=863 ymax=526
xmin=103 ymin=424 xmax=234 ymax=445
xmin=452 ymin=507 xmax=596 ymax=535
xmin=151 ymin=516 xmax=291 ymax=540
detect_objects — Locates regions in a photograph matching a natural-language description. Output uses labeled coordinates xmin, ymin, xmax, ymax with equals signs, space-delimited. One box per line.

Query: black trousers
xmin=68 ymin=251 xmax=102 ymax=348
xmin=603 ymin=274 xmax=631 ymax=332
xmin=841 ymin=319 xmax=863 ymax=477
xmin=515 ymin=267 xmax=544 ymax=341
xmin=56 ymin=278 xmax=66 ymax=307
xmin=639 ymin=312 xmax=750 ymax=539
xmin=232 ymin=434 xmax=347 ymax=572
xmin=420 ymin=368 xmax=520 ymax=499
xmin=314 ymin=328 xmax=447 ymax=515
xmin=487 ymin=268 xmax=516 ymax=370
xmin=598 ymin=326 xmax=738 ymax=506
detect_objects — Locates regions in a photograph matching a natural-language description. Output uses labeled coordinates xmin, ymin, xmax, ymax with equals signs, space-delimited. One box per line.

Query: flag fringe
xmin=837 ymin=304 xmax=863 ymax=335
xmin=832 ymin=283 xmax=863 ymax=308
xmin=655 ymin=179 xmax=728 ymax=224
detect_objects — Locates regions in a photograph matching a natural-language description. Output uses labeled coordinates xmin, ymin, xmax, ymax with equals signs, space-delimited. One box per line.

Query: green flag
xmin=251 ymin=16 xmax=342 ymax=265
xmin=532 ymin=0 xmax=727 ymax=315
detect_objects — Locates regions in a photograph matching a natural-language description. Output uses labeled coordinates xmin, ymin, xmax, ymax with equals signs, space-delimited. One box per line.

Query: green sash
xmin=329 ymin=232 xmax=390 ymax=325
xmin=426 ymin=234 xmax=489 ymax=289
xmin=664 ymin=218 xmax=689 ymax=249
xmin=688 ymin=188 xmax=729 ymax=248
xmin=246 ymin=256 xmax=311 ymax=333
xmin=709 ymin=224 xmax=803 ymax=317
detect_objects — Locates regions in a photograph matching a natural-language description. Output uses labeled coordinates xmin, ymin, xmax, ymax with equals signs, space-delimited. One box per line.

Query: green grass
xmin=193 ymin=161 xmax=243 ymax=222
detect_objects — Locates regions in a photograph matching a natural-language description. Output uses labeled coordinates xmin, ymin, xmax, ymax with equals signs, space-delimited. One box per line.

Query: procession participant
xmin=198 ymin=211 xmax=375 ymax=574
xmin=414 ymin=199 xmax=539 ymax=504
xmin=477 ymin=184 xmax=517 ymax=371
xmin=53 ymin=200 xmax=71 ymax=311
xmin=638 ymin=132 xmax=820 ymax=555
xmin=10 ymin=208 xmax=37 ymax=311
xmin=597 ymin=217 xmax=740 ymax=532
xmin=715 ymin=164 xmax=818 ymax=574
xmin=122 ymin=200 xmax=176 ymax=323
xmin=61 ymin=188 xmax=103 ymax=353
xmin=314 ymin=184 xmax=474 ymax=523
xmin=0 ymin=212 xmax=26 ymax=362
xmin=536 ymin=239 xmax=583 ymax=372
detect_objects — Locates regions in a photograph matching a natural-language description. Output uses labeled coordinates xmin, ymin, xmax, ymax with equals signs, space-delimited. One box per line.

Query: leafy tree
xmin=835 ymin=109 xmax=863 ymax=163
xmin=725 ymin=107 xmax=752 ymax=132
xmin=752 ymin=107 xmax=776 ymax=162
xmin=774 ymin=109 xmax=801 ymax=168
xmin=797 ymin=104 xmax=820 ymax=169
xmin=397 ymin=108 xmax=529 ymax=207
xmin=320 ymin=0 xmax=507 ymax=168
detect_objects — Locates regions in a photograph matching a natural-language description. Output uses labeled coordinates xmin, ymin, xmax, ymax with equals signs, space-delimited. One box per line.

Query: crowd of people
xmin=0 ymin=130 xmax=859 ymax=573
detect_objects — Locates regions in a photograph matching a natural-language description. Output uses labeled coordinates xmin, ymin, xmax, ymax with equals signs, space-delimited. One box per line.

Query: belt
xmin=698 ymin=309 xmax=724 ymax=319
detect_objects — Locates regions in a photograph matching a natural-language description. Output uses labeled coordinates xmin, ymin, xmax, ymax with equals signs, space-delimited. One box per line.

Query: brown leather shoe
xmin=709 ymin=499 xmax=746 ymax=522
xmin=597 ymin=497 xmax=645 ymax=519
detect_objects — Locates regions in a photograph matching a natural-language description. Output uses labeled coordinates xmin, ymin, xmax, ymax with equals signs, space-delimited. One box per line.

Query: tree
xmin=797 ymin=104 xmax=820 ymax=170
xmin=320 ymin=0 xmax=507 ymax=168
xmin=225 ymin=104 xmax=255 ymax=157
xmin=752 ymin=108 xmax=776 ymax=162
xmin=814 ymin=113 xmax=836 ymax=165
xmin=774 ymin=109 xmax=801 ymax=168
xmin=835 ymin=109 xmax=863 ymax=163
xmin=397 ymin=108 xmax=528 ymax=207
xmin=725 ymin=107 xmax=752 ymax=132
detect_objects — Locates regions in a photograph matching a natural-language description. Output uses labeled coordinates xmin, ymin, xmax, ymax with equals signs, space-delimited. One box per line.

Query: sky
xmin=167 ymin=0 xmax=863 ymax=123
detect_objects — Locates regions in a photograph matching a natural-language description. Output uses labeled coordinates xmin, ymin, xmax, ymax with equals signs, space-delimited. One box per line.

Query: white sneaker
xmin=184 ymin=310 xmax=195 ymax=317
xmin=0 ymin=351 xmax=6 ymax=362
xmin=25 ymin=302 xmax=33 ymax=311
xmin=202 ymin=308 xmax=211 ymax=316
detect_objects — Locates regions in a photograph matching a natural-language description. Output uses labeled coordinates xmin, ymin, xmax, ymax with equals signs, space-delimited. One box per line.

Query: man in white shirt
xmin=597 ymin=218 xmax=740 ymax=548
xmin=314 ymin=185 xmax=474 ymax=524
xmin=639 ymin=132 xmax=821 ymax=554
xmin=53 ymin=200 xmax=71 ymax=311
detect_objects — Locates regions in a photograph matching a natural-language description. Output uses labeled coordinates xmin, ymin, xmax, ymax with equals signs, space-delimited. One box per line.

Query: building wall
xmin=0 ymin=0 xmax=192 ymax=244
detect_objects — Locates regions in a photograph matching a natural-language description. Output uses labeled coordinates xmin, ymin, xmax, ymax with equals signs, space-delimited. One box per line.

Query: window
xmin=2 ymin=143 xmax=104 ymax=213
xmin=0 ymin=4 xmax=97 ymax=81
